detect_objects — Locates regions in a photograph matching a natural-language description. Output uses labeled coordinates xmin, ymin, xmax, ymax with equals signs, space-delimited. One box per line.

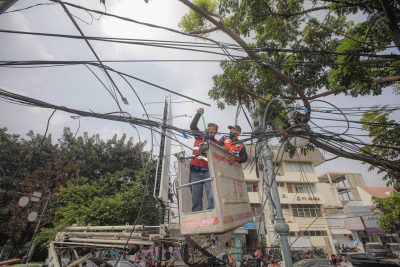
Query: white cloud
xmin=0 ymin=13 xmax=55 ymax=60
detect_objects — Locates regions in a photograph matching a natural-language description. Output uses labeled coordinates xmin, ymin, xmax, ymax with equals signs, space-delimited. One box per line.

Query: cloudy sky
xmin=0 ymin=0 xmax=399 ymax=187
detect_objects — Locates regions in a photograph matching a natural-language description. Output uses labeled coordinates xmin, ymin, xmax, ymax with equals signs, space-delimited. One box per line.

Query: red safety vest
xmin=190 ymin=137 xmax=219 ymax=169
xmin=223 ymin=136 xmax=244 ymax=156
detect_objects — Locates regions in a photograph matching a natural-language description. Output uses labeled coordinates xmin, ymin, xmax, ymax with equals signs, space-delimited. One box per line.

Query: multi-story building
xmin=242 ymin=146 xmax=342 ymax=255
xmin=318 ymin=172 xmax=398 ymax=252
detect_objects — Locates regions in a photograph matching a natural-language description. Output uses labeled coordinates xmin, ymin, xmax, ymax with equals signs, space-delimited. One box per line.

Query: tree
xmin=373 ymin=192 xmax=400 ymax=233
xmin=177 ymin=0 xmax=400 ymax=179
xmin=361 ymin=110 xmax=400 ymax=186
xmin=0 ymin=128 xmax=158 ymax=260
xmin=34 ymin=168 xmax=158 ymax=251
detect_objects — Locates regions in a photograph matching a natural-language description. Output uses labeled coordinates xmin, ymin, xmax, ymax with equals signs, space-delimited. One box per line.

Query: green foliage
xmin=373 ymin=192 xmax=400 ymax=233
xmin=0 ymin=128 xmax=158 ymax=260
xmin=180 ymin=0 xmax=399 ymax=109
xmin=34 ymin=168 xmax=158 ymax=249
xmin=210 ymin=60 xmax=280 ymax=110
xmin=179 ymin=0 xmax=217 ymax=34
xmin=179 ymin=0 xmax=400 ymax=182
xmin=361 ymin=111 xmax=400 ymax=185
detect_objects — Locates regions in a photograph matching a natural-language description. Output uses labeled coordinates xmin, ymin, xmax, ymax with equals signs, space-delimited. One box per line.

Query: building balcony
xmin=282 ymin=216 xmax=328 ymax=233
xmin=279 ymin=193 xmax=323 ymax=204
xmin=276 ymin=172 xmax=319 ymax=183
xmin=286 ymin=217 xmax=328 ymax=230
xmin=248 ymin=191 xmax=261 ymax=204
xmin=243 ymin=169 xmax=259 ymax=182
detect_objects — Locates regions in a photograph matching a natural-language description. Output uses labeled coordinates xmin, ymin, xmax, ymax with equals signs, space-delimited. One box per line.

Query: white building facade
xmin=242 ymin=146 xmax=342 ymax=255
xmin=318 ymin=172 xmax=398 ymax=252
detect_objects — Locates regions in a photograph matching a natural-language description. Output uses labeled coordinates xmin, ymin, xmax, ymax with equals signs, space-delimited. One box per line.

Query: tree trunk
xmin=380 ymin=0 xmax=400 ymax=51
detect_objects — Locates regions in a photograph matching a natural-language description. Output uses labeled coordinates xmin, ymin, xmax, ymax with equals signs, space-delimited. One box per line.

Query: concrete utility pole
xmin=155 ymin=97 xmax=169 ymax=225
xmin=258 ymin=98 xmax=293 ymax=267
xmin=260 ymin=146 xmax=293 ymax=267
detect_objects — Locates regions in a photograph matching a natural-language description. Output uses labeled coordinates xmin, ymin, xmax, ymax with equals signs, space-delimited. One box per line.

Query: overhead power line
xmin=0 ymin=88 xmax=181 ymax=133
xmin=1 ymin=28 xmax=400 ymax=61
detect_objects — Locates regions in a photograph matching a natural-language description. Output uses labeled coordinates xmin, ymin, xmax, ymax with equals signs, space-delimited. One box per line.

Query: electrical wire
xmin=11 ymin=109 xmax=57 ymax=180
xmin=310 ymin=116 xmax=400 ymax=127
xmin=59 ymin=3 xmax=128 ymax=106
xmin=2 ymin=58 xmax=400 ymax=68
xmin=2 ymin=2 xmax=57 ymax=13
xmin=88 ymin=62 xmax=211 ymax=106
xmin=309 ymin=99 xmax=350 ymax=135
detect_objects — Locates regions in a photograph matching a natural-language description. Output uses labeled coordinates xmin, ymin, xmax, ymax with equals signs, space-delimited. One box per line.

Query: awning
xmin=367 ymin=228 xmax=385 ymax=234
xmin=330 ymin=228 xmax=352 ymax=235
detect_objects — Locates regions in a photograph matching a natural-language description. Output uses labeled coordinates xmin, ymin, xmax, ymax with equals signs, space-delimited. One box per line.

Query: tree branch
xmin=361 ymin=58 xmax=396 ymax=63
xmin=273 ymin=6 xmax=331 ymax=18
xmin=177 ymin=0 xmax=311 ymax=118
xmin=283 ymin=90 xmax=336 ymax=100
xmin=376 ymin=76 xmax=400 ymax=84
xmin=189 ymin=26 xmax=219 ymax=35
xmin=320 ymin=0 xmax=382 ymax=11
xmin=208 ymin=11 xmax=224 ymax=21
xmin=285 ymin=75 xmax=400 ymax=100
xmin=311 ymin=137 xmax=400 ymax=173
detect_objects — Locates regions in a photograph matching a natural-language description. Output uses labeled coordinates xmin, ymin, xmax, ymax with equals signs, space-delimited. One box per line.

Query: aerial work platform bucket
xmin=177 ymin=142 xmax=252 ymax=235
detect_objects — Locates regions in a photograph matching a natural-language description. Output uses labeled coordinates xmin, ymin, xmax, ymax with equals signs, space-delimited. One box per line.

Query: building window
xmin=246 ymin=183 xmax=259 ymax=192
xmin=287 ymin=184 xmax=293 ymax=193
xmin=289 ymin=231 xmax=297 ymax=237
xmin=287 ymin=183 xmax=315 ymax=194
xmin=277 ymin=182 xmax=285 ymax=187
xmin=285 ymin=161 xmax=314 ymax=173
xmin=340 ymin=191 xmax=354 ymax=201
xmin=282 ymin=204 xmax=289 ymax=209
xmin=247 ymin=184 xmax=253 ymax=192
xmin=303 ymin=230 xmax=327 ymax=236
xmin=292 ymin=204 xmax=321 ymax=217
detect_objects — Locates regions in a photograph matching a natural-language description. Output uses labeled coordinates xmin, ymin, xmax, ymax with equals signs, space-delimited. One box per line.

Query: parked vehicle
xmin=365 ymin=242 xmax=394 ymax=258
xmin=386 ymin=243 xmax=400 ymax=258
xmin=343 ymin=253 xmax=400 ymax=267
xmin=107 ymin=260 xmax=136 ymax=267
xmin=293 ymin=258 xmax=331 ymax=267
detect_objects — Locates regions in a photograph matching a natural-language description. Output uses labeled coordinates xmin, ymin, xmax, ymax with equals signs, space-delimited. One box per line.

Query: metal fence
xmin=227 ymin=246 xmax=328 ymax=263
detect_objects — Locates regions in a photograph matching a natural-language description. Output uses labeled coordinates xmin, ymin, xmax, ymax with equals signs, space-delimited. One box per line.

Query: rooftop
xmin=318 ymin=172 xmax=363 ymax=183
xmin=361 ymin=187 xmax=394 ymax=198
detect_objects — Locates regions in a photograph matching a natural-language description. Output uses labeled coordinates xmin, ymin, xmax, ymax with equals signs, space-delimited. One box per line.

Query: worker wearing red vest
xmin=189 ymin=107 xmax=219 ymax=212
xmin=220 ymin=125 xmax=248 ymax=164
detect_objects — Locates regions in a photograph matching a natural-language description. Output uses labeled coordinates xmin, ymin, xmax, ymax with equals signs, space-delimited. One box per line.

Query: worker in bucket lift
xmin=220 ymin=125 xmax=248 ymax=164
xmin=189 ymin=107 xmax=219 ymax=212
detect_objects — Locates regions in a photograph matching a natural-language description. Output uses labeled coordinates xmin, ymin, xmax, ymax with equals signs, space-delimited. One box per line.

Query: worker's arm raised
xmin=190 ymin=108 xmax=204 ymax=132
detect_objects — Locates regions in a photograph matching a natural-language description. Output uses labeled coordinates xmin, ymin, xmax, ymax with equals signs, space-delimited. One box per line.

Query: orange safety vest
xmin=255 ymin=250 xmax=262 ymax=259
xmin=190 ymin=137 xmax=219 ymax=170
xmin=223 ymin=136 xmax=244 ymax=157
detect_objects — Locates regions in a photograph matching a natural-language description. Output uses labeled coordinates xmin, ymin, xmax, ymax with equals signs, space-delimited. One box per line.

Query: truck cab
xmin=365 ymin=242 xmax=394 ymax=258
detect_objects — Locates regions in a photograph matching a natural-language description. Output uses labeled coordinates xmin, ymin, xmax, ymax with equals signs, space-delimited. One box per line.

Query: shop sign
xmin=281 ymin=194 xmax=320 ymax=201
xmin=296 ymin=196 xmax=320 ymax=201
xmin=243 ymin=221 xmax=257 ymax=229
